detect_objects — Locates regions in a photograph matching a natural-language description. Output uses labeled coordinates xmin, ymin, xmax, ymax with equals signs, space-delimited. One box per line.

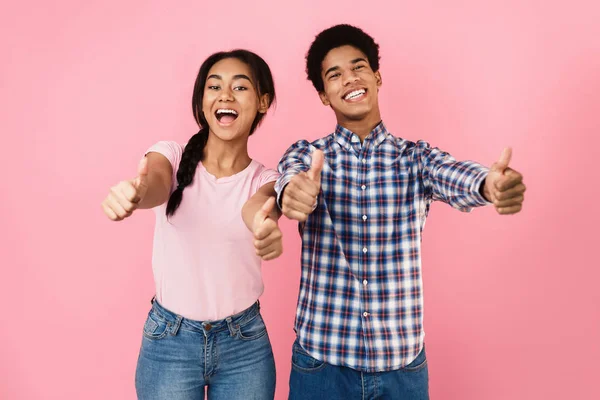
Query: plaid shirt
xmin=275 ymin=122 xmax=490 ymax=372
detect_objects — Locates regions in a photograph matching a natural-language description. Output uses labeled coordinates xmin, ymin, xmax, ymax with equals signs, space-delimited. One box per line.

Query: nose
xmin=342 ymin=70 xmax=359 ymax=86
xmin=218 ymin=87 xmax=234 ymax=102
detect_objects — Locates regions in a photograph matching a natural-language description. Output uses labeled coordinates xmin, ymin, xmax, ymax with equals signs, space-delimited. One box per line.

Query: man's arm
xmin=418 ymin=142 xmax=526 ymax=215
xmin=417 ymin=141 xmax=491 ymax=212
xmin=275 ymin=141 xmax=324 ymax=222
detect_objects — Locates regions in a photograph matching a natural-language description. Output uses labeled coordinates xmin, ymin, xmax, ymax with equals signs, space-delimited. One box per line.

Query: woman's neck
xmin=202 ymin=132 xmax=251 ymax=178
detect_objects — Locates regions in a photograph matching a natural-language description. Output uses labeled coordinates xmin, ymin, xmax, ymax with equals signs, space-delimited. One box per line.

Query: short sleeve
xmin=257 ymin=166 xmax=280 ymax=188
xmin=146 ymin=141 xmax=184 ymax=189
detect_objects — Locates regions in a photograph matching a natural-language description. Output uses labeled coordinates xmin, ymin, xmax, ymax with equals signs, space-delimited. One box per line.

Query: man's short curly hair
xmin=306 ymin=24 xmax=380 ymax=92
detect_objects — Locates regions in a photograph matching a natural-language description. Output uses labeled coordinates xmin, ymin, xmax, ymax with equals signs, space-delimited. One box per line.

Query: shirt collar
xmin=334 ymin=121 xmax=389 ymax=150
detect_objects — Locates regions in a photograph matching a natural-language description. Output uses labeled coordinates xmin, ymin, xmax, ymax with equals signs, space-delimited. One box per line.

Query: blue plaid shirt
xmin=275 ymin=122 xmax=490 ymax=372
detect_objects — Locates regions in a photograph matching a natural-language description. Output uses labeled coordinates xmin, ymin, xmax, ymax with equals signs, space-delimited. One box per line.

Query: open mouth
xmin=343 ymin=88 xmax=367 ymax=102
xmin=215 ymin=108 xmax=239 ymax=125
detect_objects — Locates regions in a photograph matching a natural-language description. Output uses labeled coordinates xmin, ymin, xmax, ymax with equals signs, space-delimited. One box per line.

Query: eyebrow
xmin=324 ymin=58 xmax=368 ymax=77
xmin=207 ymin=74 xmax=252 ymax=82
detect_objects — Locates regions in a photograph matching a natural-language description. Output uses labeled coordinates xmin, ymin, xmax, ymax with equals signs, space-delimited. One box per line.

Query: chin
xmin=341 ymin=109 xmax=371 ymax=121
xmin=214 ymin=127 xmax=251 ymax=142
xmin=334 ymin=102 xmax=367 ymax=116
xmin=214 ymin=131 xmax=240 ymax=142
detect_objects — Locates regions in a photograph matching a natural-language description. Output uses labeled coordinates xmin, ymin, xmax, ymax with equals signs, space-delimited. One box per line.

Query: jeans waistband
xmin=149 ymin=297 xmax=261 ymax=335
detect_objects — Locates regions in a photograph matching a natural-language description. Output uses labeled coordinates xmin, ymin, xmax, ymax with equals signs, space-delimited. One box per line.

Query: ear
xmin=319 ymin=91 xmax=331 ymax=106
xmin=258 ymin=93 xmax=270 ymax=114
xmin=375 ymin=71 xmax=382 ymax=88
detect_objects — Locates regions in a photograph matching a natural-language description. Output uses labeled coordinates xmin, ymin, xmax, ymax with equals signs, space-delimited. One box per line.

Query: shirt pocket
xmin=373 ymin=159 xmax=413 ymax=221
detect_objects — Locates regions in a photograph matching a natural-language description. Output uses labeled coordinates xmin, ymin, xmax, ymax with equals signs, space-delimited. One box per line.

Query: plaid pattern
xmin=275 ymin=122 xmax=490 ymax=372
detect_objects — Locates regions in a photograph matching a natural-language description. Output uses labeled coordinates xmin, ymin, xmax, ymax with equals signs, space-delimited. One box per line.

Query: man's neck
xmin=337 ymin=112 xmax=382 ymax=142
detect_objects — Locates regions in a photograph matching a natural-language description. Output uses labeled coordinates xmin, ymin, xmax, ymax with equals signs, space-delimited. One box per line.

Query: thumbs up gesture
xmin=482 ymin=148 xmax=526 ymax=215
xmin=252 ymin=197 xmax=283 ymax=261
xmin=102 ymin=157 xmax=149 ymax=221
xmin=281 ymin=150 xmax=324 ymax=222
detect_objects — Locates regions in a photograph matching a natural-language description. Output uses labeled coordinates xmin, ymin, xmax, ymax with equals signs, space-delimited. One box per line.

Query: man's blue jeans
xmin=289 ymin=338 xmax=429 ymax=400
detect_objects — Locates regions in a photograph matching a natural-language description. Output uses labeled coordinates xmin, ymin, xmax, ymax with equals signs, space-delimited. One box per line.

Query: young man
xmin=275 ymin=24 xmax=526 ymax=399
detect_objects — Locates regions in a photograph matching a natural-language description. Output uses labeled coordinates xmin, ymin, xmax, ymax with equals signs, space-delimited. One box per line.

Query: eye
xmin=329 ymin=73 xmax=341 ymax=80
xmin=354 ymin=65 xmax=365 ymax=71
xmin=233 ymin=86 xmax=248 ymax=91
xmin=207 ymin=85 xmax=220 ymax=90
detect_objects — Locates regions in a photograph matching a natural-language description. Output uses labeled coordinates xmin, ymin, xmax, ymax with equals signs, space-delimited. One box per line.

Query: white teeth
xmin=344 ymin=89 xmax=366 ymax=100
xmin=216 ymin=109 xmax=238 ymax=115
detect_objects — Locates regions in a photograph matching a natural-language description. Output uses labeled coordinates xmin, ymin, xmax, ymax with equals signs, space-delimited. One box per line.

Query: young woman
xmin=101 ymin=50 xmax=282 ymax=400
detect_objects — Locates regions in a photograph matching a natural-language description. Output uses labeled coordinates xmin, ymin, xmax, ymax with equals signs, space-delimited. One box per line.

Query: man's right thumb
xmin=307 ymin=150 xmax=324 ymax=183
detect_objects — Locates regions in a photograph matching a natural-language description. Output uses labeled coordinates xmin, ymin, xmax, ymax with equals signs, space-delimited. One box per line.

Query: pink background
xmin=1 ymin=1 xmax=598 ymax=399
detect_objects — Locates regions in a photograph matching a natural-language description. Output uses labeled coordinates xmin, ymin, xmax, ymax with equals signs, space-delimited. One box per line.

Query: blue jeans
xmin=135 ymin=299 xmax=276 ymax=400
xmin=289 ymin=338 xmax=429 ymax=400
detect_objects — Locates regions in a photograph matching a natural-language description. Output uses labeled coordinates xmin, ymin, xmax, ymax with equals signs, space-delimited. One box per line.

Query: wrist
xmin=480 ymin=178 xmax=492 ymax=202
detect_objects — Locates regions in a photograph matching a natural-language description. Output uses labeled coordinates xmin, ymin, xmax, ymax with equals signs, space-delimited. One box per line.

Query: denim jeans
xmin=289 ymin=338 xmax=429 ymax=400
xmin=135 ymin=299 xmax=276 ymax=400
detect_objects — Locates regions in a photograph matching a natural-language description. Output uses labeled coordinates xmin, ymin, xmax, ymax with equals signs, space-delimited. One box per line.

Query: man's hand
xmin=482 ymin=148 xmax=526 ymax=215
xmin=281 ymin=150 xmax=324 ymax=222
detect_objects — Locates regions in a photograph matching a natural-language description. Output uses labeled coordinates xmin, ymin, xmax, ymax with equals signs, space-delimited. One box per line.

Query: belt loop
xmin=170 ymin=315 xmax=183 ymax=336
xmin=226 ymin=316 xmax=236 ymax=337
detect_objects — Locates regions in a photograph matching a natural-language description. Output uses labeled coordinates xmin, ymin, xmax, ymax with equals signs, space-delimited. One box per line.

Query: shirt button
xmin=363 ymin=279 xmax=368 ymax=286
xmin=362 ymin=215 xmax=367 ymax=221
xmin=362 ymin=159 xmax=367 ymax=164
xmin=362 ymin=247 xmax=368 ymax=253
xmin=361 ymin=185 xmax=366 ymax=190
xmin=363 ymin=312 xmax=369 ymax=317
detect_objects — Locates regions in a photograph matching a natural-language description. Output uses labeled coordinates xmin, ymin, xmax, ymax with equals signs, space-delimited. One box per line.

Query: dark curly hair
xmin=306 ymin=24 xmax=380 ymax=92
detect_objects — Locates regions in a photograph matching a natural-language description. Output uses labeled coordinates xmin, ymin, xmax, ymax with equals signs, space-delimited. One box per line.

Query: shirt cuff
xmin=469 ymin=168 xmax=492 ymax=206
xmin=274 ymin=173 xmax=295 ymax=210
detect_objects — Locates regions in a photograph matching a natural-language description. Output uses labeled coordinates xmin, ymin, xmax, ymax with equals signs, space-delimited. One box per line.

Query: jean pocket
xmin=142 ymin=311 xmax=169 ymax=340
xmin=236 ymin=313 xmax=268 ymax=341
xmin=402 ymin=346 xmax=427 ymax=372
xmin=291 ymin=340 xmax=326 ymax=373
